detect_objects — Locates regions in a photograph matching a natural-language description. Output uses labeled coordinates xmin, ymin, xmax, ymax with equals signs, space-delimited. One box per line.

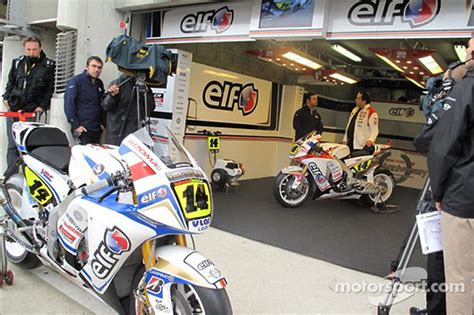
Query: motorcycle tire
xmin=211 ymin=169 xmax=228 ymax=189
xmin=130 ymin=267 xmax=232 ymax=315
xmin=3 ymin=182 xmax=41 ymax=269
xmin=273 ymin=172 xmax=311 ymax=208
xmin=360 ymin=168 xmax=395 ymax=206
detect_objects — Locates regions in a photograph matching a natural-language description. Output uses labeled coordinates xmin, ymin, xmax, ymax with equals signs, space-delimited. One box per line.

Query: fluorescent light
xmin=405 ymin=76 xmax=425 ymax=88
xmin=375 ymin=53 xmax=405 ymax=72
xmin=329 ymin=72 xmax=358 ymax=84
xmin=282 ymin=52 xmax=323 ymax=70
xmin=454 ymin=44 xmax=467 ymax=62
xmin=331 ymin=44 xmax=362 ymax=62
xmin=418 ymin=55 xmax=443 ymax=74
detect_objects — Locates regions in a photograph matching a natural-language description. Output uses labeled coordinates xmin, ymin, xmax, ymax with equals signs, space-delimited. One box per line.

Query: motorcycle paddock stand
xmin=370 ymin=191 xmax=400 ymax=214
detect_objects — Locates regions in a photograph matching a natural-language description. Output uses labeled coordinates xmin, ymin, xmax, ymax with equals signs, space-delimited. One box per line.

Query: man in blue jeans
xmin=64 ymin=56 xmax=105 ymax=144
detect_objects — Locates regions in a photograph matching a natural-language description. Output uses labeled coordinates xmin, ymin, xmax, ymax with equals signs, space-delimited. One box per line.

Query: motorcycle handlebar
xmin=81 ymin=177 xmax=113 ymax=195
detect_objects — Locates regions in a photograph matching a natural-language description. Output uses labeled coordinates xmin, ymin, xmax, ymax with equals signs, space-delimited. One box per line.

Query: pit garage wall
xmin=182 ymin=61 xmax=302 ymax=180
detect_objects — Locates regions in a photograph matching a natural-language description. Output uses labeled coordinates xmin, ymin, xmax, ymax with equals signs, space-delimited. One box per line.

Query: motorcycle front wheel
xmin=131 ymin=273 xmax=232 ymax=315
xmin=273 ymin=172 xmax=311 ymax=208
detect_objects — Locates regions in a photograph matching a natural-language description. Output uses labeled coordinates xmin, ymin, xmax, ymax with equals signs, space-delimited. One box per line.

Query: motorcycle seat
xmin=24 ymin=126 xmax=71 ymax=173
xmin=30 ymin=146 xmax=71 ymax=173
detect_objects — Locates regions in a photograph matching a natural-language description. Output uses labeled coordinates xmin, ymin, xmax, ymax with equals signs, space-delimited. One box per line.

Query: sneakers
xmin=409 ymin=307 xmax=427 ymax=315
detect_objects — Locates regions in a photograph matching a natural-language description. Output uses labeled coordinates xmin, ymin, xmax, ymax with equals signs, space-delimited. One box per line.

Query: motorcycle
xmin=197 ymin=130 xmax=244 ymax=191
xmin=0 ymin=121 xmax=232 ymax=314
xmin=274 ymin=131 xmax=395 ymax=208
xmin=261 ymin=0 xmax=313 ymax=18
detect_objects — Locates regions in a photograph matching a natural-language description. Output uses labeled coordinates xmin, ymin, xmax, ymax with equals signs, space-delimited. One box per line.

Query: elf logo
xmin=348 ymin=0 xmax=440 ymax=28
xmin=389 ymin=107 xmax=415 ymax=118
xmin=181 ymin=6 xmax=234 ymax=34
xmin=91 ymin=226 xmax=131 ymax=279
xmin=203 ymin=81 xmax=258 ymax=116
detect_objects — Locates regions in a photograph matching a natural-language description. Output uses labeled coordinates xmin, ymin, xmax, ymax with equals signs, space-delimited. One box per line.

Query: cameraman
xmin=101 ymin=74 xmax=154 ymax=145
xmin=426 ymin=40 xmax=474 ymax=314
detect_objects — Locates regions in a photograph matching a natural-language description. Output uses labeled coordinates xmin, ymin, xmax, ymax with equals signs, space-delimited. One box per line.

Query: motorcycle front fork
xmin=141 ymin=235 xmax=187 ymax=270
xmin=138 ymin=235 xmax=188 ymax=312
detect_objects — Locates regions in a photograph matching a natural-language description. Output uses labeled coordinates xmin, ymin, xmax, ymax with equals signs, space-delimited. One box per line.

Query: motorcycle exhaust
xmin=0 ymin=181 xmax=25 ymax=227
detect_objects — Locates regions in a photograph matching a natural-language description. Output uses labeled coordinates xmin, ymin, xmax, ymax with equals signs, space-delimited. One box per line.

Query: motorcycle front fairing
xmin=77 ymin=126 xmax=220 ymax=295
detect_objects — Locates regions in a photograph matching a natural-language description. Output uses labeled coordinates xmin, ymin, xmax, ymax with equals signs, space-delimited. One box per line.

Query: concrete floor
xmin=1 ymin=228 xmax=424 ymax=314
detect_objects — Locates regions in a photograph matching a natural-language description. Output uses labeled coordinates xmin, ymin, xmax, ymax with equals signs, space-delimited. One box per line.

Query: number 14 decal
xmin=174 ymin=181 xmax=212 ymax=219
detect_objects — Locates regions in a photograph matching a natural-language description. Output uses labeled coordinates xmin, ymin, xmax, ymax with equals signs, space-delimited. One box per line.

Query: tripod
xmin=118 ymin=72 xmax=151 ymax=138
xmin=377 ymin=177 xmax=435 ymax=315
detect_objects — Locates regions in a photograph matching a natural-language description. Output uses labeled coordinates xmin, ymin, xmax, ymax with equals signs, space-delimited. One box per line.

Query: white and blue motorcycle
xmin=1 ymin=121 xmax=232 ymax=314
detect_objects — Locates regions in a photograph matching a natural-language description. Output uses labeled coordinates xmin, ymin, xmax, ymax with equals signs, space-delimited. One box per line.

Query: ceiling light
xmin=454 ymin=44 xmax=467 ymax=62
xmin=330 ymin=73 xmax=357 ymax=84
xmin=276 ymin=58 xmax=281 ymax=61
xmin=407 ymin=60 xmax=412 ymax=64
xmin=418 ymin=55 xmax=443 ymax=74
xmin=375 ymin=53 xmax=405 ymax=72
xmin=402 ymin=66 xmax=408 ymax=69
xmin=324 ymin=69 xmax=360 ymax=84
xmin=405 ymin=75 xmax=425 ymax=88
xmin=414 ymin=66 xmax=419 ymax=70
xmin=331 ymin=44 xmax=362 ymax=62
xmin=395 ymin=60 xmax=401 ymax=63
xmin=282 ymin=51 xmax=324 ymax=70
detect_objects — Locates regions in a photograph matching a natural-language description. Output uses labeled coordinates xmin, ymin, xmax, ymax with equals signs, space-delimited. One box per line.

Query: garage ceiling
xmin=226 ymin=37 xmax=469 ymax=91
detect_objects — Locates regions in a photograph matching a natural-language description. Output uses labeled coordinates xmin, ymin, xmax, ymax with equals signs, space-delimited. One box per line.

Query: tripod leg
xmin=136 ymin=83 xmax=141 ymax=130
xmin=378 ymin=177 xmax=432 ymax=313
xmin=119 ymin=85 xmax=137 ymax=139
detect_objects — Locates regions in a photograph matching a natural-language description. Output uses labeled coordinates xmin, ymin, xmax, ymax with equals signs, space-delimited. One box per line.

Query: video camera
xmin=106 ymin=35 xmax=177 ymax=86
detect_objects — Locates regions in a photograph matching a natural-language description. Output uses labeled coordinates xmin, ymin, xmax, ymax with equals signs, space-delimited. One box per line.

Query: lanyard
xmin=24 ymin=62 xmax=36 ymax=76
xmin=22 ymin=62 xmax=37 ymax=89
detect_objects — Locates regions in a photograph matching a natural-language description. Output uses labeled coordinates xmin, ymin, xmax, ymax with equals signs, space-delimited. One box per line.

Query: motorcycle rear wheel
xmin=273 ymin=172 xmax=311 ymax=208
xmin=3 ymin=183 xmax=40 ymax=269
xmin=360 ymin=169 xmax=395 ymax=206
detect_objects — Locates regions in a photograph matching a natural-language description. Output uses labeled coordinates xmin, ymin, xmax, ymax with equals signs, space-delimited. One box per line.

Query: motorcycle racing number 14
xmin=24 ymin=166 xmax=53 ymax=206
xmin=174 ymin=179 xmax=211 ymax=219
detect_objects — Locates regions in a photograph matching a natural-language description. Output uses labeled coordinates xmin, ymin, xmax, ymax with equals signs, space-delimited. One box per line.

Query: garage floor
xmin=2 ymin=228 xmax=425 ymax=314
xmin=212 ymin=177 xmax=426 ymax=278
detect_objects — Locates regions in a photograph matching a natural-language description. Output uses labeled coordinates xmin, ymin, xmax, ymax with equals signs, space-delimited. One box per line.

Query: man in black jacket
xmin=427 ymin=38 xmax=474 ymax=314
xmin=101 ymin=74 xmax=155 ymax=146
xmin=293 ymin=92 xmax=324 ymax=140
xmin=2 ymin=36 xmax=55 ymax=176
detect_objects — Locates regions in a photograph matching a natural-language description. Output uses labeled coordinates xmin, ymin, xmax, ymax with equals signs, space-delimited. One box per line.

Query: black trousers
xmin=78 ymin=130 xmax=101 ymax=144
xmin=426 ymin=251 xmax=446 ymax=315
